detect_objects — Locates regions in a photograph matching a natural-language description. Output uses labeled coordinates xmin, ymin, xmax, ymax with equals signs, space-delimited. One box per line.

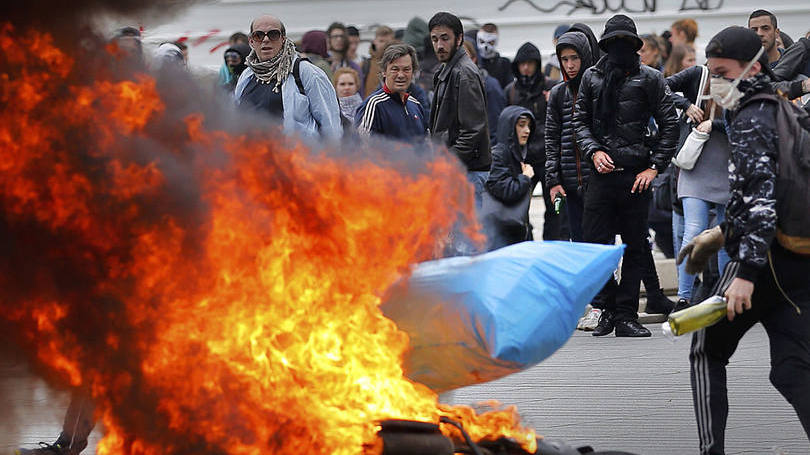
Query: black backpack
xmin=292 ymin=57 xmax=354 ymax=131
xmin=742 ymin=93 xmax=810 ymax=254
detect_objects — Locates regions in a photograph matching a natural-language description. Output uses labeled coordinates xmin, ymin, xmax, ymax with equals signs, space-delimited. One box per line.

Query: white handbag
xmin=672 ymin=65 xmax=712 ymax=170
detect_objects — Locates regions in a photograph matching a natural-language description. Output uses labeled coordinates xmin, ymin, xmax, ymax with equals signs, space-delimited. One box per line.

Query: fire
xmin=0 ymin=23 xmax=537 ymax=454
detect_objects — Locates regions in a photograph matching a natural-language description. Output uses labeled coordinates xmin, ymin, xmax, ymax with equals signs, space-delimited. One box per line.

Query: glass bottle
xmin=662 ymin=295 xmax=728 ymax=338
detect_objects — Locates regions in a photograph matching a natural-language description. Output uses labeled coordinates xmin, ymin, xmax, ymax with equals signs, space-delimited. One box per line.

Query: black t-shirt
xmin=240 ymin=76 xmax=284 ymax=118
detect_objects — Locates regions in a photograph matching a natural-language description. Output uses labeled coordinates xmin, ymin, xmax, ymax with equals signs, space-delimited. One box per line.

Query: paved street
xmin=1 ymin=197 xmax=806 ymax=454
xmin=443 ymin=324 xmax=808 ymax=455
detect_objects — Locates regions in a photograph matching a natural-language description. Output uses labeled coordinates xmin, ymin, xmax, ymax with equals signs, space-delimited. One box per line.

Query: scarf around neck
xmin=246 ymin=38 xmax=297 ymax=92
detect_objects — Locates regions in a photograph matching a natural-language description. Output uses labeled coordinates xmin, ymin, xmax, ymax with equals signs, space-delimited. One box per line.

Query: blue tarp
xmin=381 ymin=241 xmax=624 ymax=392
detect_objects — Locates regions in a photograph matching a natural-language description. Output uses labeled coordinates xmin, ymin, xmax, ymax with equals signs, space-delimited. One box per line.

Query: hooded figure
xmin=222 ymin=43 xmax=249 ymax=91
xmin=544 ymin=31 xmax=594 ymax=242
xmin=569 ymin=23 xmax=604 ymax=62
xmin=503 ymin=42 xmax=564 ymax=241
xmin=300 ymin=30 xmax=334 ymax=80
xmin=403 ymin=17 xmax=428 ymax=56
xmin=485 ymin=105 xmax=536 ymax=250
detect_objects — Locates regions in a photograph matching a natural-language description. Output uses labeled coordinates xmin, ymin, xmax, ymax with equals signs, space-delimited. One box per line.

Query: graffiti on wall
xmin=497 ymin=0 xmax=724 ymax=15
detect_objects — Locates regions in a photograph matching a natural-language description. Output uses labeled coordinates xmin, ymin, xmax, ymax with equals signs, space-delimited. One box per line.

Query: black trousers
xmin=690 ymin=244 xmax=810 ymax=454
xmin=582 ymin=171 xmax=651 ymax=322
xmin=529 ymin=163 xmax=570 ymax=241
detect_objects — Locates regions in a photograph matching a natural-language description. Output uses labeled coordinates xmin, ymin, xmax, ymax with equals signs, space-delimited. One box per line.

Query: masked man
xmin=573 ymin=15 xmax=679 ymax=337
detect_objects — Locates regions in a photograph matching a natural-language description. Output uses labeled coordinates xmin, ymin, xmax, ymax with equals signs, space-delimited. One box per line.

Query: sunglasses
xmin=251 ymin=29 xmax=282 ymax=42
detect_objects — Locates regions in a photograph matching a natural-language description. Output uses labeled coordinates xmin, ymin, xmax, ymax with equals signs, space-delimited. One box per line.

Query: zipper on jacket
xmin=572 ymin=91 xmax=583 ymax=187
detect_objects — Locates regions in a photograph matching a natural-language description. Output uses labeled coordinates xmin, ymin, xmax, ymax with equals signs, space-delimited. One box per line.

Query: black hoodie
xmin=569 ymin=23 xmax=603 ymax=62
xmin=485 ymin=106 xmax=536 ymax=249
xmin=545 ymin=31 xmax=594 ymax=191
xmin=503 ymin=42 xmax=558 ymax=167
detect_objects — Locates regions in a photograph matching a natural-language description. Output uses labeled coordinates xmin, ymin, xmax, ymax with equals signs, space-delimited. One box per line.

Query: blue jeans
xmin=677 ymin=197 xmax=730 ymax=300
xmin=467 ymin=171 xmax=489 ymax=211
xmin=672 ymin=210 xmax=684 ymax=259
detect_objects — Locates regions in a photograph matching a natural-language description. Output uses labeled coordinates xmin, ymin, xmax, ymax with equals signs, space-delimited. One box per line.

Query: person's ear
xmin=749 ymin=61 xmax=762 ymax=78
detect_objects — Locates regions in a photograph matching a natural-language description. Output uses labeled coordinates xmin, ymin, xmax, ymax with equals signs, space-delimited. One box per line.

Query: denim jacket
xmin=234 ymin=58 xmax=342 ymax=140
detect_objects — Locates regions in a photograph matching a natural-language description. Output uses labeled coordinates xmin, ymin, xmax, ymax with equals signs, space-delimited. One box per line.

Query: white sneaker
xmin=577 ymin=308 xmax=602 ymax=331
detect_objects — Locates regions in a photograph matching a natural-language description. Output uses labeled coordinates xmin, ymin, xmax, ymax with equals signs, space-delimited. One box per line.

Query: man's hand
xmin=549 ymin=185 xmax=566 ymax=202
xmin=631 ymin=168 xmax=658 ymax=193
xmin=725 ymin=277 xmax=754 ymax=321
xmin=676 ymin=226 xmax=725 ymax=274
xmin=593 ymin=151 xmax=614 ymax=174
xmin=696 ymin=119 xmax=713 ymax=134
xmin=521 ymin=163 xmax=535 ymax=179
xmin=802 ymin=78 xmax=810 ymax=95
xmin=685 ymin=104 xmax=704 ymax=124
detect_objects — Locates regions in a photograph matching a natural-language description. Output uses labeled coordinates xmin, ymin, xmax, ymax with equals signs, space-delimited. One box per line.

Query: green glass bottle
xmin=662 ymin=296 xmax=728 ymax=337
xmin=554 ymin=195 xmax=565 ymax=215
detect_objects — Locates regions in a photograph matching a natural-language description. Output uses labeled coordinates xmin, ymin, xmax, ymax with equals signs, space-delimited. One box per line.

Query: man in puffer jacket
xmin=504 ymin=42 xmax=564 ymax=240
xmin=545 ymin=31 xmax=593 ymax=242
xmin=573 ymin=15 xmax=679 ymax=337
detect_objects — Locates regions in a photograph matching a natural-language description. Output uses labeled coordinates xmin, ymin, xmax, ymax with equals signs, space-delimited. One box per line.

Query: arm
xmin=772 ymin=38 xmax=810 ymax=82
xmin=726 ymin=108 xmax=779 ymax=281
xmin=354 ymin=98 xmax=382 ymax=137
xmin=544 ymin=86 xmax=563 ymax=188
xmin=665 ymin=65 xmax=701 ymax=109
xmin=450 ymin=72 xmax=489 ymax=162
xmin=573 ymin=70 xmax=605 ymax=163
xmin=650 ymin=73 xmax=679 ymax=171
xmin=302 ymin=62 xmax=343 ymax=140
xmin=485 ymin=148 xmax=531 ymax=204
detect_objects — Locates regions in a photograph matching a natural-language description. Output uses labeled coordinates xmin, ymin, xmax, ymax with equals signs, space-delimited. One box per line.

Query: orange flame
xmin=0 ymin=23 xmax=537 ymax=454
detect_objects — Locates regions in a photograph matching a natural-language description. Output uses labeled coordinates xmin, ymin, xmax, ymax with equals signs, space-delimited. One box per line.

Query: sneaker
xmin=592 ymin=311 xmax=615 ymax=337
xmin=16 ymin=435 xmax=84 ymax=455
xmin=577 ymin=308 xmax=603 ymax=331
xmin=615 ymin=319 xmax=652 ymax=337
xmin=644 ymin=289 xmax=675 ymax=315
xmin=672 ymin=298 xmax=691 ymax=313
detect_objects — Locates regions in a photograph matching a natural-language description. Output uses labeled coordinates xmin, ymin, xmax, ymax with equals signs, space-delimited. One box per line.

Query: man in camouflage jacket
xmin=688 ymin=27 xmax=810 ymax=455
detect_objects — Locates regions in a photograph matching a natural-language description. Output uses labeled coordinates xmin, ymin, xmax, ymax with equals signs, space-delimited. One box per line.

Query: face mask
xmin=476 ymin=30 xmax=498 ymax=59
xmin=519 ymin=73 xmax=536 ymax=87
xmin=709 ymin=46 xmax=764 ymax=111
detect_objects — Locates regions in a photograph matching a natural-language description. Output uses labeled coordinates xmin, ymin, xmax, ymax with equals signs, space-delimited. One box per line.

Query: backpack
xmin=292 ymin=57 xmax=354 ymax=131
xmin=742 ymin=93 xmax=810 ymax=254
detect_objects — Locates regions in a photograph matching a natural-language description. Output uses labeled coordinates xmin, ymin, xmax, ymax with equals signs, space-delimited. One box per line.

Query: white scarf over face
xmin=477 ymin=30 xmax=498 ymax=59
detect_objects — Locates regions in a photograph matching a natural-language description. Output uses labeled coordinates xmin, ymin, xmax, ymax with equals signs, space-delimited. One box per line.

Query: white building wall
xmin=125 ymin=0 xmax=810 ymax=69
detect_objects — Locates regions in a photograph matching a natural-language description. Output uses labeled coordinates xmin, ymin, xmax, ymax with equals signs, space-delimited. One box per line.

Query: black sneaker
xmin=592 ymin=310 xmax=615 ymax=337
xmin=645 ymin=289 xmax=675 ymax=315
xmin=672 ymin=298 xmax=691 ymax=313
xmin=615 ymin=319 xmax=652 ymax=337
xmin=16 ymin=435 xmax=84 ymax=455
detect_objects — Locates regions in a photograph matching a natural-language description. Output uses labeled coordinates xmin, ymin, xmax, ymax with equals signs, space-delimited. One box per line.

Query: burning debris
xmin=0 ymin=14 xmax=538 ymax=455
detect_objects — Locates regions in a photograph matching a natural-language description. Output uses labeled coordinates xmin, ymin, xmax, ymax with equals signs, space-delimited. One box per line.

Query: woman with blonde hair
xmin=332 ymin=67 xmax=363 ymax=120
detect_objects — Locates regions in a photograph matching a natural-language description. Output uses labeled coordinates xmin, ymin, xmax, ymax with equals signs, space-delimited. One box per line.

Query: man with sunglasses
xmin=234 ymin=15 xmax=342 ymax=140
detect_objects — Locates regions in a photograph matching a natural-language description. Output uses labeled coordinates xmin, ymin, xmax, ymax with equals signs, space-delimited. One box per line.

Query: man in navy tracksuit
xmin=355 ymin=43 xmax=428 ymax=143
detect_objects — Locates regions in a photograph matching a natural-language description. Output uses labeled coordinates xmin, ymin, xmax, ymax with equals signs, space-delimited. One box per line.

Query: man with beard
xmin=234 ymin=15 xmax=342 ymax=140
xmin=428 ymin=12 xmax=490 ymax=208
xmin=574 ymin=15 xmax=678 ymax=337
xmin=748 ymin=10 xmax=781 ymax=66
xmin=326 ymin=22 xmax=364 ymax=92
xmin=476 ymin=23 xmax=513 ymax=90
xmin=504 ymin=41 xmax=565 ymax=241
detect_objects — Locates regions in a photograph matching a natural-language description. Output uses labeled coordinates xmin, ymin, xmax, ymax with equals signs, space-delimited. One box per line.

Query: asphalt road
xmin=442 ymin=324 xmax=809 ymax=455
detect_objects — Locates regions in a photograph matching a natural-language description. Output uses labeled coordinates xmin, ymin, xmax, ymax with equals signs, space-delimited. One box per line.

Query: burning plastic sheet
xmin=382 ymin=241 xmax=624 ymax=392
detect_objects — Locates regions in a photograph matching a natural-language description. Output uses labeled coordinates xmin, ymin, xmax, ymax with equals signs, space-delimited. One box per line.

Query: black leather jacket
xmin=574 ymin=56 xmax=679 ymax=172
xmin=430 ymin=48 xmax=491 ymax=171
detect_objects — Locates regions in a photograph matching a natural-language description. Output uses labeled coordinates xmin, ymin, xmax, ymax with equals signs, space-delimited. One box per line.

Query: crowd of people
xmin=15 ymin=9 xmax=810 ymax=455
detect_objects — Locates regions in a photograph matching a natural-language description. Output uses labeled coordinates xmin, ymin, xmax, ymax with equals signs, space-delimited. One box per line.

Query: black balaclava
xmin=597 ymin=38 xmax=640 ymax=126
